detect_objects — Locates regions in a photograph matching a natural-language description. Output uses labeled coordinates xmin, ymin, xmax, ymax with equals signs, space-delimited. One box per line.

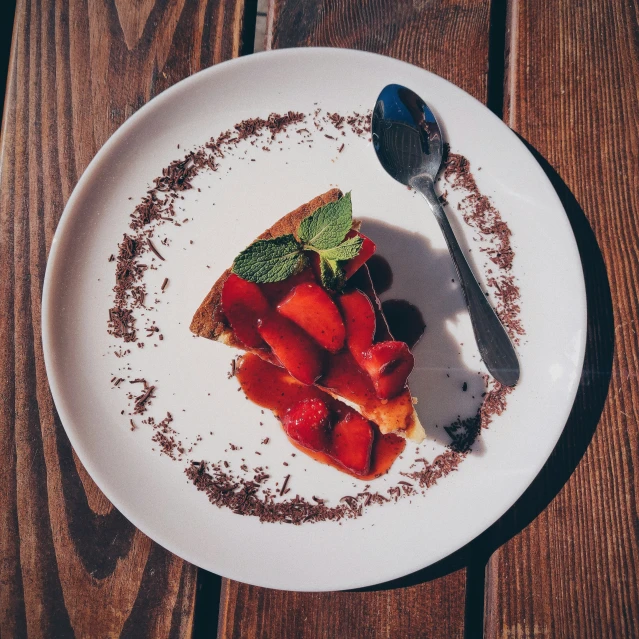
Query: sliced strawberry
xmin=343 ymin=231 xmax=376 ymax=279
xmin=360 ymin=341 xmax=414 ymax=400
xmin=259 ymin=269 xmax=316 ymax=305
xmin=321 ymin=350 xmax=378 ymax=407
xmin=221 ymin=273 xmax=270 ymax=348
xmin=329 ymin=412 xmax=374 ymax=475
xmin=257 ymin=313 xmax=324 ymax=385
xmin=339 ymin=289 xmax=376 ymax=364
xmin=277 ymin=283 xmax=346 ymax=353
xmin=282 ymin=398 xmax=331 ymax=452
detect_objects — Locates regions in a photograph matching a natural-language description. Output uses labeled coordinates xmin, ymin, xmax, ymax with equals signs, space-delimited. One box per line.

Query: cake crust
xmin=189 ymin=188 xmax=343 ymax=343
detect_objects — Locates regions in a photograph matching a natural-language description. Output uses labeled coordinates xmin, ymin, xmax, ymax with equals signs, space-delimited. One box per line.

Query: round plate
xmin=42 ymin=48 xmax=586 ymax=591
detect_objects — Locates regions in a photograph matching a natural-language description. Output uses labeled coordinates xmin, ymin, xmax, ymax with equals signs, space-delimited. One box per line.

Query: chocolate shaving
xmin=403 ymin=450 xmax=463 ymax=489
xmin=133 ymin=385 xmax=155 ymax=414
xmin=443 ymin=147 xmax=524 ymax=341
xmin=154 ymin=153 xmax=200 ymax=192
xmin=147 ymin=413 xmax=183 ymax=459
xmin=147 ymin=238 xmax=165 ymax=261
xmin=327 ymin=113 xmax=345 ymax=129
xmin=280 ymin=474 xmax=291 ymax=496
xmin=130 ymin=192 xmax=167 ymax=230
xmin=108 ymin=307 xmax=136 ymax=342
xmin=185 ymin=462 xmax=374 ymax=524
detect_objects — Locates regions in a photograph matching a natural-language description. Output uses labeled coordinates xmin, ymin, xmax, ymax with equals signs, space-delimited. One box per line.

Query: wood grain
xmin=484 ymin=0 xmax=639 ymax=637
xmin=267 ymin=0 xmax=491 ymax=102
xmin=0 ymin=0 xmax=245 ymax=636
xmin=219 ymin=2 xmax=491 ymax=637
xmin=219 ymin=573 xmax=468 ymax=639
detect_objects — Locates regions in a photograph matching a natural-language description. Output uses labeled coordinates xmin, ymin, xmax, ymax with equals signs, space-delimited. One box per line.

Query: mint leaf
xmin=298 ymin=192 xmax=353 ymax=250
xmin=319 ymin=255 xmax=345 ymax=290
xmin=232 ymin=235 xmax=305 ymax=282
xmin=320 ymin=235 xmax=363 ymax=261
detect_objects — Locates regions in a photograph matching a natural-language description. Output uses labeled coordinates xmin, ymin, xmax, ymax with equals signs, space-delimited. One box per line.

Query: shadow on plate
xmin=352 ymin=142 xmax=614 ymax=618
xmin=360 ymin=218 xmax=487 ymax=454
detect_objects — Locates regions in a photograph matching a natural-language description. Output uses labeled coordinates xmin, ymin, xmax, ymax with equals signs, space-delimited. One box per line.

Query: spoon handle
xmin=411 ymin=175 xmax=520 ymax=387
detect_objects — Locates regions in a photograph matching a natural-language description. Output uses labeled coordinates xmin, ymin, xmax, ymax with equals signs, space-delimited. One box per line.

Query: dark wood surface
xmin=0 ymin=0 xmax=245 ymax=636
xmin=484 ymin=1 xmax=638 ymax=637
xmin=267 ymin=0 xmax=491 ymax=103
xmin=219 ymin=574 xmax=467 ymax=639
xmin=1 ymin=0 xmax=637 ymax=637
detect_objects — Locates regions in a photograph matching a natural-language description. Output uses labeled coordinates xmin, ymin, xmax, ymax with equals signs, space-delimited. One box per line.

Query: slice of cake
xmin=190 ymin=189 xmax=425 ymax=474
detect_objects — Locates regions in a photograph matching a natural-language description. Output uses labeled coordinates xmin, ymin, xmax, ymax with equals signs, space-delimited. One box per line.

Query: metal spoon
xmin=371 ymin=84 xmax=520 ymax=387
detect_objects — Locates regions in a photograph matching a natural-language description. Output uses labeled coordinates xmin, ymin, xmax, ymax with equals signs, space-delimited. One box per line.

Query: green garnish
xmin=231 ymin=192 xmax=362 ymax=290
xmin=297 ymin=192 xmax=354 ymax=250
xmin=231 ymin=235 xmax=305 ymax=283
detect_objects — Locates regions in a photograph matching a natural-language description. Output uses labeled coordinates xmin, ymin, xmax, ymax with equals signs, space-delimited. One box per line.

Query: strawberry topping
xmin=339 ymin=289 xmax=376 ymax=365
xmin=259 ymin=269 xmax=316 ymax=305
xmin=277 ymin=282 xmax=346 ymax=353
xmin=257 ymin=313 xmax=324 ymax=385
xmin=360 ymin=341 xmax=414 ymax=400
xmin=282 ymin=398 xmax=331 ymax=452
xmin=343 ymin=231 xmax=376 ymax=279
xmin=329 ymin=412 xmax=374 ymax=475
xmin=221 ymin=273 xmax=270 ymax=348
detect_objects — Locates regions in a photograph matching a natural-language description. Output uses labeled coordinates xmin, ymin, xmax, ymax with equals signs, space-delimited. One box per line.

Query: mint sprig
xmin=298 ymin=192 xmax=353 ymax=249
xmin=319 ymin=255 xmax=345 ymax=291
xmin=230 ymin=192 xmax=362 ymax=290
xmin=232 ymin=234 xmax=306 ymax=283
xmin=319 ymin=235 xmax=363 ymax=261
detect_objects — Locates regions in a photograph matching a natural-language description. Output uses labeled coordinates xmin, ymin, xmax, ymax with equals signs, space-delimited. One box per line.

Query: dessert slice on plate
xmin=190 ymin=189 xmax=425 ymax=477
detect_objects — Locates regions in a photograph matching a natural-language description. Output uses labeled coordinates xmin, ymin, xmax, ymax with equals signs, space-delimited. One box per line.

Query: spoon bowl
xmin=372 ymin=84 xmax=443 ymax=184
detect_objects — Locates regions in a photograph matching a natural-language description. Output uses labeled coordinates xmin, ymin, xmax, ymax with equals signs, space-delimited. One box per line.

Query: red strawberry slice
xmin=339 ymin=289 xmax=376 ymax=365
xmin=277 ymin=283 xmax=346 ymax=353
xmin=329 ymin=412 xmax=374 ymax=475
xmin=282 ymin=398 xmax=331 ymax=452
xmin=343 ymin=231 xmax=376 ymax=279
xmin=360 ymin=341 xmax=414 ymax=400
xmin=257 ymin=313 xmax=324 ymax=385
xmin=259 ymin=269 xmax=316 ymax=305
xmin=221 ymin=273 xmax=270 ymax=348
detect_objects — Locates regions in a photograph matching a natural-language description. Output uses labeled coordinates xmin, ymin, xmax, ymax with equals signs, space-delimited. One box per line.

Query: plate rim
xmin=41 ymin=47 xmax=588 ymax=591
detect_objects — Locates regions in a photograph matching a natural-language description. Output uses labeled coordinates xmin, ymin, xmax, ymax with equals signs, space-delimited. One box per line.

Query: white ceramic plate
xmin=42 ymin=48 xmax=586 ymax=591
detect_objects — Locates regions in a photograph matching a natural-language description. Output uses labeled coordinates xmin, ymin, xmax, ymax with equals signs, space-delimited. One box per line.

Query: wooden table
xmin=1 ymin=1 xmax=636 ymax=637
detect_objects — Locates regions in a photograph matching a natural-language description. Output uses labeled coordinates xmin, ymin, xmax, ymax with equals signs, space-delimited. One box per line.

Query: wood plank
xmin=0 ymin=0 xmax=245 ymax=636
xmin=267 ymin=0 xmax=490 ymax=102
xmin=219 ymin=2 xmax=491 ymax=637
xmin=218 ymin=573 xmax=468 ymax=639
xmin=485 ymin=0 xmax=639 ymax=637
